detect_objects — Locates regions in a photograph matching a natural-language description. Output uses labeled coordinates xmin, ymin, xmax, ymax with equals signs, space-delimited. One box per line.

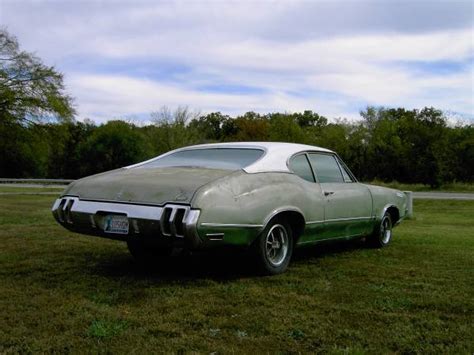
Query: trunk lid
xmin=64 ymin=167 xmax=234 ymax=205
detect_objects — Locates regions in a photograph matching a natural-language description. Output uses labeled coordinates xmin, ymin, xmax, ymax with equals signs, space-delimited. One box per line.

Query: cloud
xmin=67 ymin=73 xmax=359 ymax=122
xmin=1 ymin=0 xmax=473 ymax=120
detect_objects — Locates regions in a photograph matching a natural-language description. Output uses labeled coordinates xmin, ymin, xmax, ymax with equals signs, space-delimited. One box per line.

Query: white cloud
xmin=1 ymin=0 xmax=473 ymax=120
xmin=68 ymin=73 xmax=358 ymax=121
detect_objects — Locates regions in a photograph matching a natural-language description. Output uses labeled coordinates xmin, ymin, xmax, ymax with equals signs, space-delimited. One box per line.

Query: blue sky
xmin=1 ymin=0 xmax=473 ymax=123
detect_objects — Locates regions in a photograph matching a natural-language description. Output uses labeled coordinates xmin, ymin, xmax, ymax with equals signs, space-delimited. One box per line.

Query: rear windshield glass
xmin=136 ymin=148 xmax=265 ymax=170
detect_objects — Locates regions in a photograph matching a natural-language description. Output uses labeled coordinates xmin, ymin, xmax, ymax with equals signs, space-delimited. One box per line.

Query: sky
xmin=1 ymin=0 xmax=473 ymax=123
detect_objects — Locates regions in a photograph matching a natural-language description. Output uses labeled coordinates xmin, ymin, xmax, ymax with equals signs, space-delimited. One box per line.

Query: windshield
xmin=136 ymin=148 xmax=265 ymax=170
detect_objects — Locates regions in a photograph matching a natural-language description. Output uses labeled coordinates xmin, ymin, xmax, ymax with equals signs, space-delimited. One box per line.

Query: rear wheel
xmin=253 ymin=217 xmax=293 ymax=275
xmin=369 ymin=212 xmax=393 ymax=248
xmin=127 ymin=240 xmax=173 ymax=263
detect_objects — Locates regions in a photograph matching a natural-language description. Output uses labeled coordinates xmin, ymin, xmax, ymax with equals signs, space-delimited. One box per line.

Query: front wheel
xmin=369 ymin=212 xmax=393 ymax=248
xmin=253 ymin=218 xmax=293 ymax=275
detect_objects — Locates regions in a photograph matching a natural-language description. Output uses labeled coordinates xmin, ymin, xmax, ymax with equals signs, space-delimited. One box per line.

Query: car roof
xmin=161 ymin=142 xmax=334 ymax=173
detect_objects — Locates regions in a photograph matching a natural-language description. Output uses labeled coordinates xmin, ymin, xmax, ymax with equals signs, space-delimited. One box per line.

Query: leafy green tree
xmin=0 ymin=28 xmax=75 ymax=124
xmin=79 ymin=120 xmax=147 ymax=176
xmin=46 ymin=120 xmax=96 ymax=178
xmin=0 ymin=121 xmax=49 ymax=177
xmin=188 ymin=112 xmax=229 ymax=142
xmin=360 ymin=106 xmax=451 ymax=187
xmin=344 ymin=123 xmax=369 ymax=180
xmin=314 ymin=122 xmax=350 ymax=157
xmin=226 ymin=112 xmax=270 ymax=141
xmin=293 ymin=110 xmax=327 ymax=128
xmin=149 ymin=106 xmax=200 ymax=154
xmin=268 ymin=113 xmax=305 ymax=143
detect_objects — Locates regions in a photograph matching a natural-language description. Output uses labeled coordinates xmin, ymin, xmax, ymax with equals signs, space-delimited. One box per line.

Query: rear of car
xmin=52 ymin=146 xmax=266 ymax=248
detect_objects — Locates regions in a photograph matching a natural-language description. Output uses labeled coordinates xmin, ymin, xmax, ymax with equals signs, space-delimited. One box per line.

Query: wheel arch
xmin=381 ymin=204 xmax=400 ymax=224
xmin=262 ymin=207 xmax=306 ymax=242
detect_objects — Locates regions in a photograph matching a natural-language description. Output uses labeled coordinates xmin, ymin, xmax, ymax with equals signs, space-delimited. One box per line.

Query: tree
xmin=268 ymin=113 xmax=305 ymax=143
xmin=79 ymin=121 xmax=147 ymax=176
xmin=226 ymin=112 xmax=270 ymax=141
xmin=0 ymin=28 xmax=75 ymax=124
xmin=149 ymin=106 xmax=200 ymax=153
xmin=189 ymin=112 xmax=229 ymax=141
xmin=293 ymin=110 xmax=327 ymax=128
xmin=0 ymin=120 xmax=49 ymax=177
xmin=45 ymin=120 xmax=96 ymax=178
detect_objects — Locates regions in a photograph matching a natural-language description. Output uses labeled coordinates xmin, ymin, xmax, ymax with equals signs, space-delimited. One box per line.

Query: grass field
xmin=0 ymin=194 xmax=473 ymax=353
xmin=0 ymin=186 xmax=64 ymax=194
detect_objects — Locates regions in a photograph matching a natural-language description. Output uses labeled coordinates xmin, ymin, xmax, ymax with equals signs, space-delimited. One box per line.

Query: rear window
xmin=137 ymin=148 xmax=264 ymax=170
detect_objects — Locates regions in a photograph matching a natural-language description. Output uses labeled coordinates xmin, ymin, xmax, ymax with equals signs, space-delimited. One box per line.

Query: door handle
xmin=324 ymin=191 xmax=334 ymax=196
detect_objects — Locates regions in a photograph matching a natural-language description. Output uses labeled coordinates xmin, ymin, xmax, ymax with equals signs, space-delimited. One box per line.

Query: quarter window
xmin=336 ymin=157 xmax=356 ymax=182
xmin=339 ymin=162 xmax=354 ymax=182
xmin=289 ymin=154 xmax=315 ymax=182
xmin=308 ymin=154 xmax=344 ymax=183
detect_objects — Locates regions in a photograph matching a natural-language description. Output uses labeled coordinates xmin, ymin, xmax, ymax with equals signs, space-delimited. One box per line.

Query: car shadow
xmin=89 ymin=238 xmax=369 ymax=282
xmin=90 ymin=248 xmax=255 ymax=281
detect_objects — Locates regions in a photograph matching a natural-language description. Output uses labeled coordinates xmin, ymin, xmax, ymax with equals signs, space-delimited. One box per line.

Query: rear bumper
xmin=52 ymin=196 xmax=202 ymax=248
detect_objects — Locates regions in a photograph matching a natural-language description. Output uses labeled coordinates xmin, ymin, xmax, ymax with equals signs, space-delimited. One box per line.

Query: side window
xmin=308 ymin=153 xmax=344 ymax=183
xmin=289 ymin=154 xmax=315 ymax=182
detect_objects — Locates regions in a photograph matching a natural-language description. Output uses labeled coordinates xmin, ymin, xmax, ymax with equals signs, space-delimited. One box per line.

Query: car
xmin=52 ymin=142 xmax=408 ymax=274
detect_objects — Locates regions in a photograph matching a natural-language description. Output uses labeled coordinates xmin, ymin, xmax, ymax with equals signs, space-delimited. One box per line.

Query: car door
xmin=307 ymin=152 xmax=373 ymax=240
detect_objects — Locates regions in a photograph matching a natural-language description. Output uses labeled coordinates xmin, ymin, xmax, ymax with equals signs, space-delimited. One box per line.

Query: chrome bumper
xmin=52 ymin=196 xmax=202 ymax=248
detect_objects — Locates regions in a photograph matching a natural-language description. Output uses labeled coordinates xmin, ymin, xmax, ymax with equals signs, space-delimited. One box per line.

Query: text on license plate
xmin=104 ymin=215 xmax=129 ymax=234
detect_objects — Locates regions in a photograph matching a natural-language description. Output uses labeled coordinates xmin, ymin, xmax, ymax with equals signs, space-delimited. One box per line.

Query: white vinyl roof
xmin=130 ymin=142 xmax=333 ymax=173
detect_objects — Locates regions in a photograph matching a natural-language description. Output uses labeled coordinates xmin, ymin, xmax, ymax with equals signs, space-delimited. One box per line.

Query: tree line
xmin=1 ymin=106 xmax=472 ymax=187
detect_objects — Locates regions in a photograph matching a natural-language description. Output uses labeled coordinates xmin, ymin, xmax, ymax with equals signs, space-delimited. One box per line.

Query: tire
xmin=126 ymin=239 xmax=173 ymax=263
xmin=369 ymin=212 xmax=393 ymax=248
xmin=253 ymin=217 xmax=294 ymax=275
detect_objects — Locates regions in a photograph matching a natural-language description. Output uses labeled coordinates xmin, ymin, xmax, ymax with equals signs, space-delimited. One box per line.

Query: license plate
xmin=103 ymin=215 xmax=129 ymax=234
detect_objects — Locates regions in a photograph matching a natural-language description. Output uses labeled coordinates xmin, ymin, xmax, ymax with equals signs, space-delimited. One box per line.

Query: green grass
xmin=0 ymin=186 xmax=64 ymax=194
xmin=367 ymin=180 xmax=474 ymax=193
xmin=0 ymin=195 xmax=473 ymax=353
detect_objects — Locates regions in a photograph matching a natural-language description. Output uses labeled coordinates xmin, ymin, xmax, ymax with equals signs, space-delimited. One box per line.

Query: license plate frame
xmin=103 ymin=215 xmax=129 ymax=235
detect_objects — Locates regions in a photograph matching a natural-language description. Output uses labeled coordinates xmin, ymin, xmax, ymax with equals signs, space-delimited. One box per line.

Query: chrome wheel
xmin=265 ymin=224 xmax=289 ymax=267
xmin=380 ymin=216 xmax=392 ymax=244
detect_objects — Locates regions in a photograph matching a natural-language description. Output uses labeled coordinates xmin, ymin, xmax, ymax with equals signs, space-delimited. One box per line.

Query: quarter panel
xmin=192 ymin=171 xmax=325 ymax=246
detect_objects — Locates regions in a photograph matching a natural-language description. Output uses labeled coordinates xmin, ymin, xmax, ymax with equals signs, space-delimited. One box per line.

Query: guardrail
xmin=0 ymin=178 xmax=74 ymax=185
